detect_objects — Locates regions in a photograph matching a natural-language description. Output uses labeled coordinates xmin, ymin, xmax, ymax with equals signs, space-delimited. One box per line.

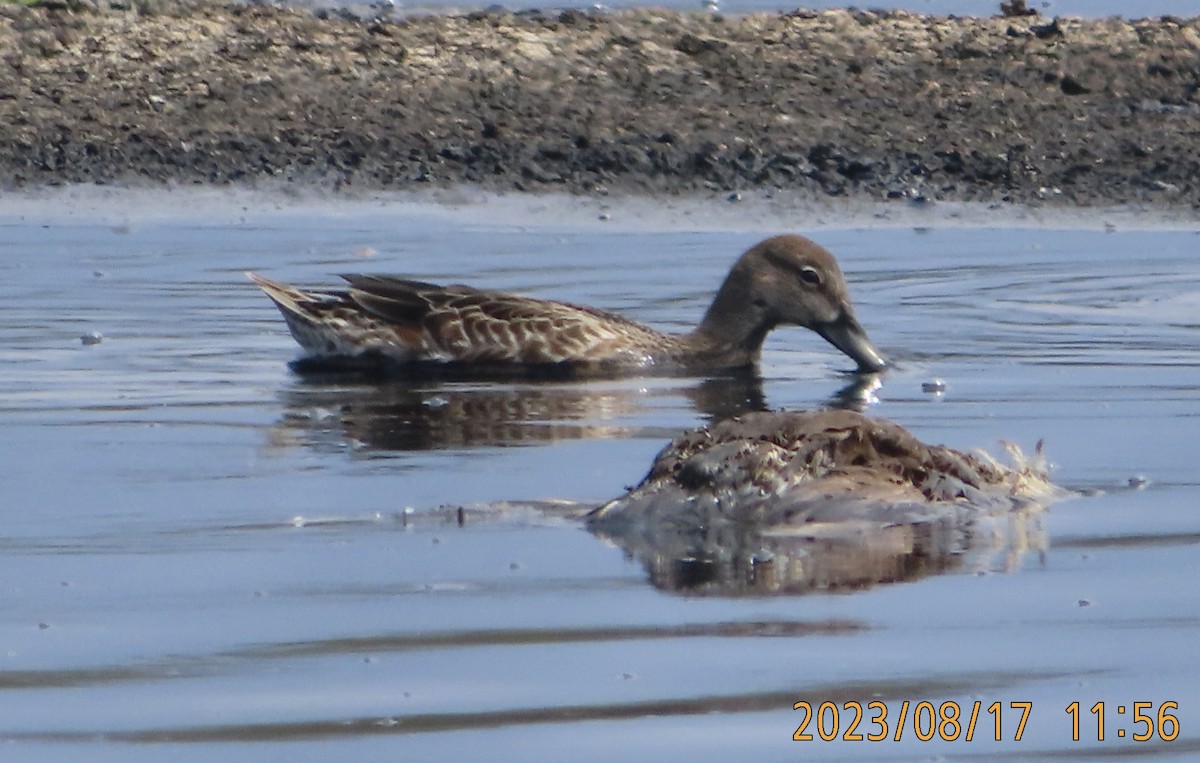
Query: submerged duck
xmin=392 ymin=409 xmax=1064 ymax=595
xmin=588 ymin=409 xmax=1064 ymax=533
xmin=249 ymin=235 xmax=886 ymax=376
xmin=587 ymin=409 xmax=1066 ymax=594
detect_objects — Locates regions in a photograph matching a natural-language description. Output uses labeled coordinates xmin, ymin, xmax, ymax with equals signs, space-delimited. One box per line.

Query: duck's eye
xmin=799 ymin=267 xmax=823 ymax=286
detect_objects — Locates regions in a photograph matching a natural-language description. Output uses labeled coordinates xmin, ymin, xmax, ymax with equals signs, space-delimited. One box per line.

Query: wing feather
xmin=427 ymin=292 xmax=659 ymax=364
xmin=284 ymin=274 xmax=674 ymax=366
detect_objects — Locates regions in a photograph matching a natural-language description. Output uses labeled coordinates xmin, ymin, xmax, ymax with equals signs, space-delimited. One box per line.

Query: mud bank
xmin=3 ymin=2 xmax=1199 ymax=207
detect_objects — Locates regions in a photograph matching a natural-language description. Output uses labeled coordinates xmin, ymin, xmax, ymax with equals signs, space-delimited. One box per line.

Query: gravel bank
xmin=3 ymin=2 xmax=1199 ymax=207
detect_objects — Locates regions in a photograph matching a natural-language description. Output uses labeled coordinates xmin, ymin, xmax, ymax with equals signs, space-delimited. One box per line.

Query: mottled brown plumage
xmin=249 ymin=234 xmax=886 ymax=375
xmin=588 ymin=409 xmax=1064 ymax=532
xmin=585 ymin=409 xmax=1065 ymax=595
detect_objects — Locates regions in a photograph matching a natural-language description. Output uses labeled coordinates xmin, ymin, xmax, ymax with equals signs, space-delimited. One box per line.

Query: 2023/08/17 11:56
xmin=792 ymin=700 xmax=1180 ymax=743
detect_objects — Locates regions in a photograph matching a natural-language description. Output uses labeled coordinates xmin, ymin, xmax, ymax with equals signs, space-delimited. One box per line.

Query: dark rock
xmin=1060 ymin=74 xmax=1089 ymax=95
xmin=1031 ymin=17 xmax=1063 ymax=39
xmin=521 ymin=160 xmax=562 ymax=184
xmin=675 ymin=33 xmax=726 ymax=56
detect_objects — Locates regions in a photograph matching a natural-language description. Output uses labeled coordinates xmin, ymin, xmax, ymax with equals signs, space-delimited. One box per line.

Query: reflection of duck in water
xmin=267 ymin=374 xmax=888 ymax=453
xmin=587 ymin=409 xmax=1067 ymax=596
xmin=267 ymin=377 xmax=746 ymax=452
xmin=249 ymin=235 xmax=886 ymax=377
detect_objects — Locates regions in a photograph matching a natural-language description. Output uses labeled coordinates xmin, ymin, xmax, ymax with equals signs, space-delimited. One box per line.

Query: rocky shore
xmin=3 ymin=1 xmax=1199 ymax=207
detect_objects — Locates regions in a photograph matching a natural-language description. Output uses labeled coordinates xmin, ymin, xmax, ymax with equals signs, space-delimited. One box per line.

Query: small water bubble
xmin=908 ymin=189 xmax=934 ymax=205
xmin=921 ymin=378 xmax=947 ymax=394
xmin=750 ymin=548 xmax=774 ymax=564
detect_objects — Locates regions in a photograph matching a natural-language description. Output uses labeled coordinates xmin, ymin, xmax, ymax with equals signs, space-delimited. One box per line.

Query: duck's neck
xmin=689 ymin=269 xmax=774 ymax=361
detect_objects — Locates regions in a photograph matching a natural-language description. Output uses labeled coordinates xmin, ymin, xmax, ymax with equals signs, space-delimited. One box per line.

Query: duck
xmin=248 ymin=234 xmax=886 ymax=376
xmin=585 ymin=410 xmax=1064 ymax=595
xmin=588 ymin=409 xmax=1064 ymax=533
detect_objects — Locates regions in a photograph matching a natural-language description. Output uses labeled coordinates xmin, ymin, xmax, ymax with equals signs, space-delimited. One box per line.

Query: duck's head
xmin=700 ymin=235 xmax=887 ymax=373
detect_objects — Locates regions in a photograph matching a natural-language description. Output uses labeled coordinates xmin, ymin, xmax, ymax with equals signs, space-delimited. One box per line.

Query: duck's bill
xmin=817 ymin=312 xmax=887 ymax=373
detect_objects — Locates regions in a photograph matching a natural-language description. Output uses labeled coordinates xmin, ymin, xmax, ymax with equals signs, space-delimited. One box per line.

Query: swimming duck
xmin=248 ymin=235 xmax=885 ymax=375
xmin=588 ymin=409 xmax=1063 ymax=534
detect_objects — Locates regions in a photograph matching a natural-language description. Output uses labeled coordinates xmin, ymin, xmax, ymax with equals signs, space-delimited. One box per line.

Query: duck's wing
xmin=341 ymin=274 xmax=665 ymax=365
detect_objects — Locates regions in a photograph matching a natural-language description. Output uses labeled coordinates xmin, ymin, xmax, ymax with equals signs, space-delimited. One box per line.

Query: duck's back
xmin=347 ymin=275 xmax=682 ymax=366
xmin=252 ymin=273 xmax=689 ymax=371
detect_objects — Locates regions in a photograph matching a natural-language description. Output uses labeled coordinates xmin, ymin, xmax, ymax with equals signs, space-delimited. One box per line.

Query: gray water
xmin=2 ymin=188 xmax=1198 ymax=761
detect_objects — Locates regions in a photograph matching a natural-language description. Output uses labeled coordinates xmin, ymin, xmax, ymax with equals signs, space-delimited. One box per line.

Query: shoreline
xmin=7 ymin=183 xmax=1199 ymax=231
xmin=3 ymin=2 xmax=1200 ymax=209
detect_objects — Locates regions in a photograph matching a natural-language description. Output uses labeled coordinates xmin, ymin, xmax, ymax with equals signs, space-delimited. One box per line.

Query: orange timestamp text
xmin=792 ymin=700 xmax=1180 ymax=743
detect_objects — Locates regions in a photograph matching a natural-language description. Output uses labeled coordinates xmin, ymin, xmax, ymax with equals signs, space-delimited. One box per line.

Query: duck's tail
xmin=247 ymin=272 xmax=322 ymax=318
xmin=248 ymin=272 xmax=425 ymax=365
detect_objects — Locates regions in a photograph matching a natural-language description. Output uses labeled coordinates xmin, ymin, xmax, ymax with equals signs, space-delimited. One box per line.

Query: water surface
xmin=2 ymin=188 xmax=1198 ymax=760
